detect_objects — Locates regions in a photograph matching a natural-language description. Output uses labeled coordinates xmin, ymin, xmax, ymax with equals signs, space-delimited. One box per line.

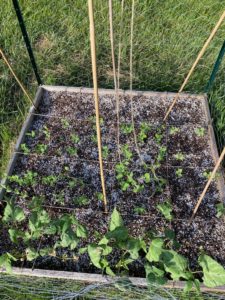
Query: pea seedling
xmin=61 ymin=118 xmax=70 ymax=129
xmin=175 ymin=168 xmax=183 ymax=178
xmin=36 ymin=144 xmax=48 ymax=155
xmin=174 ymin=152 xmax=185 ymax=161
xmin=71 ymin=134 xmax=80 ymax=144
xmin=138 ymin=122 xmax=151 ymax=143
xmin=121 ymin=123 xmax=133 ymax=134
xmin=134 ymin=206 xmax=147 ymax=215
xmin=20 ymin=143 xmax=30 ymax=155
xmin=42 ymin=126 xmax=50 ymax=140
xmin=195 ymin=127 xmax=205 ymax=137
xmin=102 ymin=145 xmax=109 ymax=159
xmin=74 ymin=196 xmax=90 ymax=206
xmin=26 ymin=130 xmax=35 ymax=138
xmin=157 ymin=200 xmax=173 ymax=221
xmin=169 ymin=126 xmax=180 ymax=135
xmin=66 ymin=147 xmax=77 ymax=156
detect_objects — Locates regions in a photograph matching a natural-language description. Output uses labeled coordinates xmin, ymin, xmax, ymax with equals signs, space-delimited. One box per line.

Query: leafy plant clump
xmin=1 ymin=204 xmax=225 ymax=291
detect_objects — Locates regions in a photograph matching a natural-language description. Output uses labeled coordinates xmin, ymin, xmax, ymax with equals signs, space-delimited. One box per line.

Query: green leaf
xmin=98 ymin=236 xmax=109 ymax=245
xmin=106 ymin=266 xmax=115 ymax=276
xmin=44 ymin=225 xmax=57 ymax=235
xmin=161 ymin=250 xmax=191 ymax=280
xmin=216 ymin=203 xmax=225 ymax=218
xmin=79 ymin=247 xmax=87 ymax=254
xmin=164 ymin=229 xmax=175 ymax=240
xmin=102 ymin=245 xmax=113 ymax=256
xmin=0 ymin=253 xmax=17 ymax=273
xmin=88 ymin=244 xmax=102 ymax=269
xmin=146 ymin=238 xmax=164 ymax=262
xmin=76 ymin=224 xmax=87 ymax=238
xmin=184 ymin=281 xmax=193 ymax=293
xmin=60 ymin=231 xmax=78 ymax=250
xmin=157 ymin=201 xmax=173 ymax=221
xmin=3 ymin=202 xmax=25 ymax=223
xmin=144 ymin=173 xmax=151 ymax=183
xmin=106 ymin=226 xmax=129 ymax=242
xmin=126 ymin=238 xmax=142 ymax=259
xmin=199 ymin=254 xmax=225 ymax=287
xmin=26 ymin=248 xmax=39 ymax=261
xmin=109 ymin=208 xmax=123 ymax=231
xmin=8 ymin=229 xmax=22 ymax=243
xmin=145 ymin=264 xmax=167 ymax=285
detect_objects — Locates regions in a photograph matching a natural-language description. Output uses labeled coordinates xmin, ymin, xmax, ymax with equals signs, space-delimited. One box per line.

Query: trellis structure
xmin=0 ymin=0 xmax=225 ymax=296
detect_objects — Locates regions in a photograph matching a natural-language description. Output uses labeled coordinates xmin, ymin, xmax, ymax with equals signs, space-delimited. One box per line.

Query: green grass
xmin=0 ymin=0 xmax=225 ymax=176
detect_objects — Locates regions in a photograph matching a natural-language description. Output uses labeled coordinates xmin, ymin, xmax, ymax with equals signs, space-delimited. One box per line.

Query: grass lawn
xmin=0 ymin=0 xmax=225 ymax=176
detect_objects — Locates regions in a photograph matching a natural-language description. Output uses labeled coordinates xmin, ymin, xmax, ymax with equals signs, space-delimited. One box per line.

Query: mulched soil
xmin=1 ymin=89 xmax=225 ymax=274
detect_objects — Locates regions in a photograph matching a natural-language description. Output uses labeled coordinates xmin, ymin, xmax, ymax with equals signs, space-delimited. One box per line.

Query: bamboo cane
xmin=88 ymin=0 xmax=108 ymax=213
xmin=164 ymin=11 xmax=225 ymax=122
xmin=0 ymin=48 xmax=35 ymax=107
xmin=190 ymin=147 xmax=225 ymax=222
xmin=109 ymin=0 xmax=121 ymax=161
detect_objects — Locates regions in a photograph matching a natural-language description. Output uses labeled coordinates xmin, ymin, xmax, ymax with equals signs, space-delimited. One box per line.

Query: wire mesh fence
xmin=1 ymin=273 xmax=225 ymax=300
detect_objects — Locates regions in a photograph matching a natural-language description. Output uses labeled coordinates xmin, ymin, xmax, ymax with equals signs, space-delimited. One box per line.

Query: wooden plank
xmin=1 ymin=267 xmax=225 ymax=293
xmin=202 ymin=94 xmax=225 ymax=202
xmin=0 ymin=86 xmax=44 ymax=201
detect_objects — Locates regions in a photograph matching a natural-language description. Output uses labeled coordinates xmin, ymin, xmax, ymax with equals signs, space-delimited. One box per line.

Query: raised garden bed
xmin=0 ymin=86 xmax=225 ymax=290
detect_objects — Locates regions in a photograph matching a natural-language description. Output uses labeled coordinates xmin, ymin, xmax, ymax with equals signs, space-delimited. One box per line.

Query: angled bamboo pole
xmin=0 ymin=48 xmax=35 ymax=107
xmin=88 ymin=0 xmax=108 ymax=213
xmin=164 ymin=10 xmax=225 ymax=122
xmin=190 ymin=147 xmax=225 ymax=223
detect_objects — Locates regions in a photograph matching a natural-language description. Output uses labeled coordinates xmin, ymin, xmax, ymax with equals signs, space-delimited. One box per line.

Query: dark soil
xmin=1 ymin=89 xmax=225 ymax=274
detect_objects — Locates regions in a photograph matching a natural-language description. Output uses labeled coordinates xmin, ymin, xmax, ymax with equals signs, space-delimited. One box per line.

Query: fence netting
xmin=0 ymin=274 xmax=225 ymax=300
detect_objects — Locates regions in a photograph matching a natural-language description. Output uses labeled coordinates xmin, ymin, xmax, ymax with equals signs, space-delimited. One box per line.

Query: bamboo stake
xmin=190 ymin=147 xmax=225 ymax=222
xmin=88 ymin=0 xmax=108 ymax=213
xmin=163 ymin=10 xmax=225 ymax=122
xmin=0 ymin=48 xmax=36 ymax=107
xmin=129 ymin=0 xmax=143 ymax=163
xmin=117 ymin=0 xmax=124 ymax=90
xmin=109 ymin=0 xmax=121 ymax=161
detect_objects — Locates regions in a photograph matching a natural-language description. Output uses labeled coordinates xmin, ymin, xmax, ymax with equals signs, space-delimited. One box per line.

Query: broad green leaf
xmin=157 ymin=201 xmax=173 ymax=221
xmin=3 ymin=202 xmax=25 ymax=223
xmin=8 ymin=229 xmax=22 ymax=243
xmin=106 ymin=266 xmax=115 ymax=276
xmin=44 ymin=225 xmax=57 ymax=235
xmin=164 ymin=229 xmax=175 ymax=240
xmin=126 ymin=238 xmax=142 ymax=259
xmin=79 ymin=247 xmax=87 ymax=254
xmin=161 ymin=250 xmax=191 ymax=280
xmin=106 ymin=226 xmax=129 ymax=242
xmin=102 ymin=245 xmax=112 ymax=256
xmin=88 ymin=244 xmax=102 ymax=269
xmin=98 ymin=236 xmax=109 ymax=245
xmin=0 ymin=253 xmax=17 ymax=273
xmin=39 ymin=248 xmax=52 ymax=256
xmin=146 ymin=238 xmax=164 ymax=262
xmin=145 ymin=263 xmax=167 ymax=285
xmin=60 ymin=232 xmax=78 ymax=250
xmin=26 ymin=248 xmax=39 ymax=261
xmin=109 ymin=208 xmax=123 ymax=231
xmin=199 ymin=254 xmax=225 ymax=287
xmin=76 ymin=224 xmax=87 ymax=238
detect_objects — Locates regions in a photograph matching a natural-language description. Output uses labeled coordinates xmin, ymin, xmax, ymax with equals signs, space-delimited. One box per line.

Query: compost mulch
xmin=1 ymin=89 xmax=225 ymax=275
